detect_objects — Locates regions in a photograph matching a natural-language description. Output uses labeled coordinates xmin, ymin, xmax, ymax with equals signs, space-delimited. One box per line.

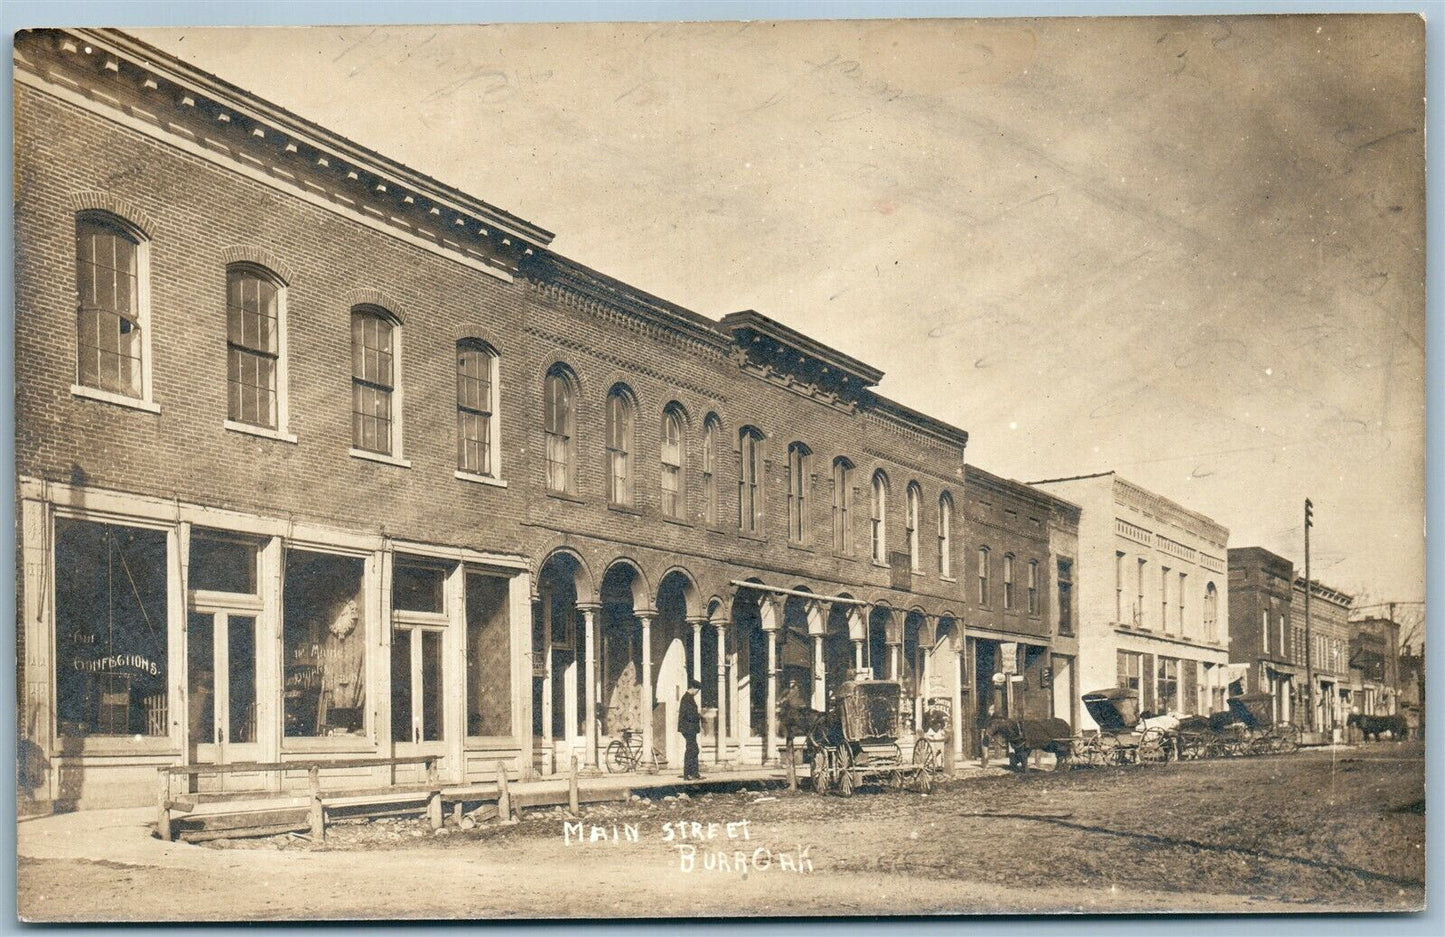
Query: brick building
xmin=1348 ymin=617 xmax=1401 ymax=717
xmin=1227 ymin=547 xmax=1301 ymax=724
xmin=1028 ymin=472 xmax=1231 ymax=729
xmin=959 ymin=466 xmax=1080 ymax=754
xmin=14 ymin=28 xmax=981 ymax=810
xmin=1292 ymin=577 xmax=1354 ymax=734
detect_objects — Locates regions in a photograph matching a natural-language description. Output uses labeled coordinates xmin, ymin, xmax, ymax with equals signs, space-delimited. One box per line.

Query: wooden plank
xmin=179 ymin=821 xmax=309 ymax=843
xmin=163 ymin=755 xmax=437 ymax=777
xmin=156 ymin=768 xmax=172 ymax=842
xmin=177 ymin=807 xmax=311 ymax=833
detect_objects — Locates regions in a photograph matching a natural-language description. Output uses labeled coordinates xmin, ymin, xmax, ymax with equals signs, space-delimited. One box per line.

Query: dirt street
xmin=18 ymin=744 xmax=1425 ymax=920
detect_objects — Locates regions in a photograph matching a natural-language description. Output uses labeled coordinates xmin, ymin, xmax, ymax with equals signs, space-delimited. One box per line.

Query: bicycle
xmin=604 ymin=727 xmax=662 ymax=774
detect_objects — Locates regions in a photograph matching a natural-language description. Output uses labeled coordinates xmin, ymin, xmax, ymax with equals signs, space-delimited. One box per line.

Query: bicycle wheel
xmin=605 ymin=740 xmax=630 ymax=773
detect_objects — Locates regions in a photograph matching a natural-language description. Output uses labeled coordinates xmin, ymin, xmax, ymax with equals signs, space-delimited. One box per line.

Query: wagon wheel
xmin=1137 ymin=729 xmax=1169 ymax=766
xmin=837 ymin=766 xmax=855 ymax=797
xmin=1277 ymin=723 xmax=1301 ymax=755
xmin=834 ymin=744 xmax=855 ymax=798
xmin=809 ymin=748 xmax=831 ymax=794
xmin=914 ymin=766 xmax=934 ymax=795
xmin=912 ymin=737 xmax=940 ymax=772
xmin=1092 ymin=734 xmax=1121 ymax=767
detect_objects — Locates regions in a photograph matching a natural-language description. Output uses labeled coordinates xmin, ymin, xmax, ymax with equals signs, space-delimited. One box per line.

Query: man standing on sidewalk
xmin=679 ymin=681 xmax=702 ymax=780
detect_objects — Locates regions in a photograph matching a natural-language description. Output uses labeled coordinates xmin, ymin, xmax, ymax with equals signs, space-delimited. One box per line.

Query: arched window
xmin=832 ymin=457 xmax=853 ymax=555
xmin=938 ymin=492 xmax=954 ymax=577
xmin=1204 ymin=582 xmax=1219 ymax=641
xmin=738 ymin=426 xmax=764 ymax=534
xmin=457 ymin=340 xmax=499 ymax=477
xmin=351 ymin=305 xmax=400 ymax=456
xmin=871 ymin=470 xmax=890 ymax=564
xmin=660 ymin=404 xmax=687 ymax=519
xmin=977 ymin=547 xmax=991 ymax=606
xmin=1003 ymin=554 xmax=1016 ymax=609
xmin=702 ymin=414 xmax=721 ymax=527
xmin=605 ymin=385 xmax=637 ymax=506
xmin=226 ymin=263 xmax=284 ymax=430
xmin=1027 ymin=559 xmax=1040 ymax=615
xmin=906 ymin=482 xmax=922 ymax=572
xmin=543 ymin=363 xmax=578 ymax=493
xmin=76 ymin=211 xmax=149 ymax=400
xmin=787 ymin=443 xmax=810 ymax=543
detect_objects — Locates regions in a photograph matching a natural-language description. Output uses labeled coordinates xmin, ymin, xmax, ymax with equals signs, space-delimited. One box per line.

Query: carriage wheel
xmin=913 ymin=737 xmax=940 ymax=771
xmin=837 ymin=767 xmax=855 ymax=797
xmin=1137 ymin=729 xmax=1169 ymax=766
xmin=914 ymin=767 xmax=934 ymax=795
xmin=1277 ymin=724 xmax=1301 ymax=755
xmin=810 ymin=749 xmax=831 ymax=794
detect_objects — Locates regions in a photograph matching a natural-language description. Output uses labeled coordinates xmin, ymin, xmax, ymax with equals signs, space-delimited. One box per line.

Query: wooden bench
xmin=157 ymin=756 xmax=441 ymax=843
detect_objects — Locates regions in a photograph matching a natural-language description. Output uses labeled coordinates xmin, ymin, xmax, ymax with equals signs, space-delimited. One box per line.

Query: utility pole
xmin=1303 ymin=498 xmax=1314 ymax=735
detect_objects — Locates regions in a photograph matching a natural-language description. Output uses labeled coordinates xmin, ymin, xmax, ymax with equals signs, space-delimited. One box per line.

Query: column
xmin=715 ymin=624 xmax=727 ymax=765
xmin=809 ymin=600 xmax=829 ymax=711
xmin=538 ymin=597 xmax=552 ymax=772
xmin=689 ymin=618 xmax=705 ymax=682
xmin=812 ymin=635 xmax=825 ymax=710
xmin=853 ymin=639 xmax=865 ymax=672
xmin=890 ymin=644 xmax=901 ymax=681
xmin=581 ymin=606 xmax=598 ymax=769
xmin=727 ymin=627 xmax=741 ymax=760
xmin=765 ymin=627 xmax=778 ymax=763
xmin=953 ymin=647 xmax=966 ymax=762
xmin=639 ymin=613 xmax=654 ymax=764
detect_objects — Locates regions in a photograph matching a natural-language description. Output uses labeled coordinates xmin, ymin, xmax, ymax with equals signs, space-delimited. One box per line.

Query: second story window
xmin=226 ymin=265 xmax=283 ymax=430
xmin=1028 ymin=559 xmax=1040 ymax=614
xmin=1057 ymin=558 xmax=1073 ymax=634
xmin=660 ymin=404 xmax=686 ymax=519
xmin=906 ymin=482 xmax=922 ymax=572
xmin=977 ymin=547 xmax=990 ymax=605
xmin=605 ymin=385 xmax=636 ymax=506
xmin=457 ymin=340 xmax=498 ymax=477
xmin=738 ymin=426 xmax=764 ymax=535
xmin=1204 ymin=582 xmax=1219 ymax=641
xmin=1003 ymin=554 xmax=1016 ymax=609
xmin=702 ymin=414 xmax=720 ymax=526
xmin=544 ymin=364 xmax=578 ymax=494
xmin=351 ymin=305 xmax=399 ymax=456
xmin=870 ymin=470 xmax=890 ymax=564
xmin=938 ymin=492 xmax=953 ymax=577
xmin=832 ymin=458 xmax=853 ymax=555
xmin=76 ymin=211 xmax=149 ymax=401
xmin=787 ymin=443 xmax=810 ymax=543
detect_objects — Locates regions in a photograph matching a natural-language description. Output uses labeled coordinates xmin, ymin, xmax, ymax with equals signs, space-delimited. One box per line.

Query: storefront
xmin=19 ymin=479 xmax=532 ymax=810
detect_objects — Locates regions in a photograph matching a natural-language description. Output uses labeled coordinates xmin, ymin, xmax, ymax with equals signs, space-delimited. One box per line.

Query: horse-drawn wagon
xmin=805 ymin=677 xmax=937 ymax=796
xmin=1076 ymin=687 xmax=1173 ymax=766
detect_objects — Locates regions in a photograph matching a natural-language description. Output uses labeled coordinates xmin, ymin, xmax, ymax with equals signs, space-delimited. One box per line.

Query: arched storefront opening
xmin=728 ymin=583 xmax=770 ymax=744
xmin=867 ymin=606 xmax=892 ymax=679
xmin=534 ymin=551 xmax=590 ymax=771
xmin=654 ymin=569 xmax=699 ymax=766
xmin=599 ymin=562 xmax=645 ymax=741
xmin=824 ymin=601 xmax=856 ymax=705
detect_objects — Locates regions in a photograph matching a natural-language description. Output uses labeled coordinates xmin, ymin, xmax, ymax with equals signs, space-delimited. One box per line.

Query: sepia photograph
xmin=11 ymin=8 xmax=1428 ymax=922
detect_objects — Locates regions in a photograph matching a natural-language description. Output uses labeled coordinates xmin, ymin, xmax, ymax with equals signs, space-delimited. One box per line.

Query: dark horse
xmin=1347 ymin=711 xmax=1409 ymax=741
xmin=983 ymin=717 xmax=1073 ymax=771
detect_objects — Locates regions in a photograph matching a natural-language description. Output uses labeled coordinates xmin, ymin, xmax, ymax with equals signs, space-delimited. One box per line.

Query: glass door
xmin=392 ymin=626 xmax=446 ymax=752
xmin=187 ymin=607 xmax=261 ymax=766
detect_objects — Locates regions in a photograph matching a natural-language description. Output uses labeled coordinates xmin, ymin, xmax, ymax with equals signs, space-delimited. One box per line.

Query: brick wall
xmin=14 ymin=78 xmax=971 ymax=615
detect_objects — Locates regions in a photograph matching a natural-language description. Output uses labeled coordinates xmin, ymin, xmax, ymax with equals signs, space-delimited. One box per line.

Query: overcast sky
xmin=134 ymin=15 xmax=1425 ymax=609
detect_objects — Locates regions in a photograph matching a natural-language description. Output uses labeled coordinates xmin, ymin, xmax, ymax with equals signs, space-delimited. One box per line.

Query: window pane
xmin=421 ymin=631 xmax=444 ymax=742
xmin=466 ymin=572 xmax=512 ymax=736
xmin=393 ymin=561 xmax=446 ymax=614
xmin=228 ymin=614 xmax=258 ymax=744
xmin=54 ymin=519 xmax=169 ymax=738
xmin=391 ymin=634 xmax=413 ymax=743
xmin=283 ymin=551 xmax=367 ymax=738
xmin=189 ymin=533 xmax=259 ymax=594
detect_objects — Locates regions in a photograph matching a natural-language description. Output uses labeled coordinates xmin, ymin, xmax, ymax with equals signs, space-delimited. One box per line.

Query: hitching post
xmin=568 ymin=754 xmax=580 ymax=815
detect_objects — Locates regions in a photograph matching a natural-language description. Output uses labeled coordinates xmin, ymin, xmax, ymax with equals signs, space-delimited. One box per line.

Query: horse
xmin=778 ymin=691 xmax=828 ymax=778
xmin=1347 ymin=711 xmax=1409 ymax=742
xmin=982 ymin=716 xmax=1074 ymax=771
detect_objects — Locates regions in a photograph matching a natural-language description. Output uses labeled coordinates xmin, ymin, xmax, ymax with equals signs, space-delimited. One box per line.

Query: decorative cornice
xmin=17 ymin=28 xmax=536 ymax=281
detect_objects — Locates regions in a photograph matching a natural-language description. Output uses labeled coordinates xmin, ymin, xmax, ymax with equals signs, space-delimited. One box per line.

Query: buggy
xmin=1223 ymin=692 xmax=1301 ymax=755
xmin=805 ymin=678 xmax=936 ymax=796
xmin=1076 ymin=687 xmax=1172 ymax=766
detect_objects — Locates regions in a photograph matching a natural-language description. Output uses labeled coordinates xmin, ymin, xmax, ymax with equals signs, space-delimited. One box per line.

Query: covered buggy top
xmin=1226 ymin=692 xmax=1277 ymax=729
xmin=1081 ymin=686 xmax=1141 ymax=732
